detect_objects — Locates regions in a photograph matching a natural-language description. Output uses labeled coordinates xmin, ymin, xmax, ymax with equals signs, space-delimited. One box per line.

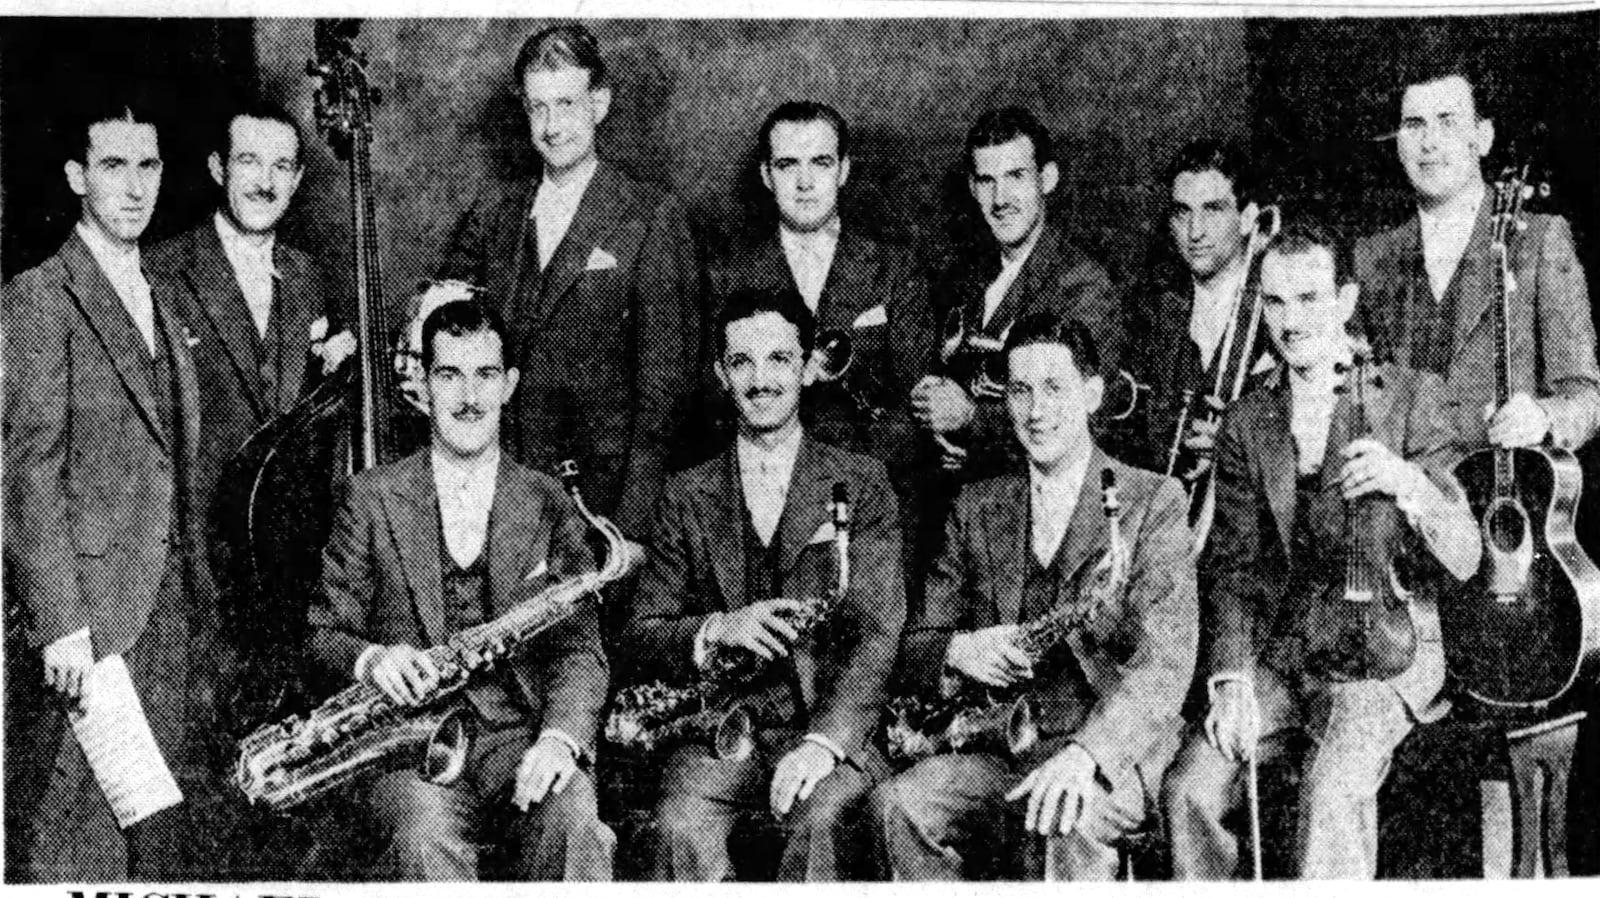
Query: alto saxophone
xmin=234 ymin=461 xmax=638 ymax=812
xmin=886 ymin=469 xmax=1132 ymax=763
xmin=606 ymin=483 xmax=852 ymax=761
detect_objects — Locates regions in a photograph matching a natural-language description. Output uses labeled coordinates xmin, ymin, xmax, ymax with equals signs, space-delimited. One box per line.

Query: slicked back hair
xmin=965 ymin=106 xmax=1052 ymax=175
xmin=422 ymin=300 xmax=515 ymax=371
xmin=514 ymin=23 xmax=608 ymax=90
xmin=715 ymin=286 xmax=816 ymax=359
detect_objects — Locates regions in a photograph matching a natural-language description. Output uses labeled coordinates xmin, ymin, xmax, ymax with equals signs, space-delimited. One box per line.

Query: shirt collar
xmin=1418 ymin=180 xmax=1486 ymax=233
xmin=538 ymin=156 xmax=600 ymax=202
xmin=75 ymin=219 xmax=140 ymax=272
xmin=1029 ymin=445 xmax=1092 ymax=502
xmin=999 ymin=220 xmax=1044 ymax=271
xmin=214 ymin=210 xmax=277 ymax=264
xmin=1191 ymin=254 xmax=1248 ymax=306
xmin=1287 ymin=339 xmax=1355 ymax=399
xmin=431 ymin=445 xmax=501 ymax=489
xmin=737 ymin=425 xmax=805 ymax=470
xmin=779 ymin=218 xmax=842 ymax=257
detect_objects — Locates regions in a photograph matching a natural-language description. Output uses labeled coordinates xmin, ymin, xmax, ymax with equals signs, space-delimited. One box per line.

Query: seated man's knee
xmin=1162 ymin=742 xmax=1235 ymax=824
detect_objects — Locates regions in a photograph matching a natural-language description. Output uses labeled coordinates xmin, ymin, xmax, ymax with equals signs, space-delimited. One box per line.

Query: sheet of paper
xmin=67 ymin=654 xmax=184 ymax=829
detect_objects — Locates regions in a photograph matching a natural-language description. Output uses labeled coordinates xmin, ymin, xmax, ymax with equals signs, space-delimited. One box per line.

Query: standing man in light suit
xmin=437 ymin=23 xmax=702 ymax=542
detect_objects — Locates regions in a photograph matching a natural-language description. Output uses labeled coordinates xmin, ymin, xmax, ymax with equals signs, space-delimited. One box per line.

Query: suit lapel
xmin=270 ymin=248 xmax=320 ymax=410
xmin=531 ymin=163 xmax=626 ymax=333
xmin=487 ymin=460 xmax=541 ymax=614
xmin=382 ymin=454 xmax=448 ymax=645
xmin=60 ymin=233 xmax=170 ymax=454
xmin=1446 ymin=200 xmax=1497 ymax=355
xmin=816 ymin=230 xmax=871 ymax=328
xmin=153 ymin=287 xmax=203 ymax=467
xmin=1050 ymin=451 xmax=1116 ymax=588
xmin=190 ymin=225 xmax=271 ymax=419
xmin=983 ymin=477 xmax=1030 ymax=624
xmin=776 ymin=437 xmax=831 ymax=574
xmin=495 ymin=183 xmax=538 ymax=329
xmin=1259 ymin=383 xmax=1298 ymax=555
xmin=705 ymin=451 xmax=748 ymax=611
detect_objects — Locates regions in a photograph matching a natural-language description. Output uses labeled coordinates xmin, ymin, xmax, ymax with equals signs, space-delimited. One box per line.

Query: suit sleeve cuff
xmin=1207 ymin=671 xmax=1253 ymax=703
xmin=693 ymin=613 xmax=721 ymax=669
xmin=354 ymin=643 xmax=383 ymax=683
xmin=537 ymin=728 xmax=585 ymax=763
xmin=803 ymin=732 xmax=847 ymax=762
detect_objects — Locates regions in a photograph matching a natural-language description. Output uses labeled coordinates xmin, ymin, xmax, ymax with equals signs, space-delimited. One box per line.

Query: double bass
xmin=1440 ymin=164 xmax=1600 ymax=710
xmin=211 ymin=19 xmax=404 ymax=732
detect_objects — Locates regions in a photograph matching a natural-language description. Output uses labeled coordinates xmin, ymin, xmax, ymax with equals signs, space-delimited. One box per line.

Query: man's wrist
xmin=1207 ymin=671 xmax=1253 ymax=703
xmin=537 ymin=728 xmax=583 ymax=762
xmin=354 ymin=643 xmax=384 ymax=682
xmin=802 ymin=732 xmax=846 ymax=763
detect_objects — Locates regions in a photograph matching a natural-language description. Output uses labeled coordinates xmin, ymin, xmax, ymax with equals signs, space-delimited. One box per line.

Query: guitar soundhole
xmin=1486 ymin=501 xmax=1526 ymax=552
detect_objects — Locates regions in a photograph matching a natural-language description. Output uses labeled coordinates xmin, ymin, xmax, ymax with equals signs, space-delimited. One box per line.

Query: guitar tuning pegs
xmin=1538 ymin=182 xmax=1552 ymax=198
xmin=1521 ymin=185 xmax=1536 ymax=201
xmin=1517 ymin=220 xmax=1529 ymax=232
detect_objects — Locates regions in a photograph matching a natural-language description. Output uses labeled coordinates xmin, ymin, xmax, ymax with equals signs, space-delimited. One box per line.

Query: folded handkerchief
xmin=852 ymin=304 xmax=887 ymax=328
xmin=806 ymin=521 xmax=838 ymax=546
xmin=586 ymin=247 xmax=618 ymax=271
xmin=523 ymin=558 xmax=550 ymax=581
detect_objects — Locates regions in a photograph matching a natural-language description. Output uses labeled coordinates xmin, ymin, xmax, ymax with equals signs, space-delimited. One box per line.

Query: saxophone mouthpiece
xmin=831 ymin=482 xmax=851 ymax=530
xmin=1101 ymin=469 xmax=1120 ymax=515
xmin=557 ymin=459 xmax=581 ymax=495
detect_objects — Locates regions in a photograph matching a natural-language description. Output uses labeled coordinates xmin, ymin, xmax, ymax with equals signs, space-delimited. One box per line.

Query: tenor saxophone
xmin=606 ymin=482 xmax=852 ymax=761
xmin=886 ymin=469 xmax=1131 ymax=763
xmin=234 ymin=460 xmax=638 ymax=812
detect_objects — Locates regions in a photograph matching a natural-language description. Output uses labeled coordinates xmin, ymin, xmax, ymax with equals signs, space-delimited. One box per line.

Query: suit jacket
xmin=146 ymin=220 xmax=329 ymax=538
xmin=1201 ymin=363 xmax=1476 ymax=713
xmin=1110 ymin=262 xmax=1270 ymax=472
xmin=623 ymin=435 xmax=905 ymax=761
xmin=1356 ymin=205 xmax=1600 ymax=450
xmin=940 ymin=222 xmax=1120 ymax=479
xmin=306 ymin=450 xmax=609 ymax=758
xmin=437 ymin=162 xmax=702 ymax=537
xmin=711 ymin=229 xmax=938 ymax=485
xmin=899 ymin=450 xmax=1197 ymax=784
xmin=3 ymin=231 xmax=201 ymax=656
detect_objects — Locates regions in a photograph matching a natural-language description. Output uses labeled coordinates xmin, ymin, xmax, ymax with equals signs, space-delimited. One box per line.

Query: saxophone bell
xmin=714 ymin=706 xmax=756 ymax=762
xmin=419 ymin=707 xmax=477 ymax=787
xmin=1005 ymin=695 xmax=1039 ymax=757
xmin=812 ymin=328 xmax=854 ymax=383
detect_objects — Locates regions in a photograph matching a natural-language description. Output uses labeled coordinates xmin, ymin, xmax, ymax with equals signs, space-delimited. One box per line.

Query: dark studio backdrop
xmin=1 ymin=12 xmax=1598 ymax=879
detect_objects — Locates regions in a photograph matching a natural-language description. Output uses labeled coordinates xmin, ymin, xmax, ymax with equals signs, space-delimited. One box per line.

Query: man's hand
xmin=43 ymin=633 xmax=94 ymax=704
xmin=705 ymin=599 xmax=807 ymax=661
xmin=911 ymin=375 xmax=976 ymax=434
xmin=512 ymin=736 xmax=579 ymax=810
xmin=769 ymin=740 xmax=838 ymax=817
xmin=310 ymin=328 xmax=357 ymax=376
xmin=1006 ymin=743 xmax=1100 ymax=836
xmin=1204 ymin=680 xmax=1259 ymax=763
xmin=365 ymin=644 xmax=441 ymax=706
xmin=945 ymin=624 xmax=1032 ymax=688
xmin=1339 ymin=437 xmax=1427 ymax=502
xmin=1487 ymin=393 xmax=1551 ymax=448
xmin=933 ymin=433 xmax=968 ymax=472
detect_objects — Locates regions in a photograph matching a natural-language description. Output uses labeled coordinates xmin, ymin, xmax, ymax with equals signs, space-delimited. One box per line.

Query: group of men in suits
xmin=5 ymin=20 xmax=1598 ymax=886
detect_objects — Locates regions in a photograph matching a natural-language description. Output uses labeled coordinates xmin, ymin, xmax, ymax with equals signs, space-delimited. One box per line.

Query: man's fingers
xmin=761 ymin=616 xmax=801 ymax=645
xmin=1058 ymin=789 xmax=1085 ymax=836
xmin=1005 ymin=770 xmax=1037 ymax=803
xmin=549 ymin=761 xmax=575 ymax=796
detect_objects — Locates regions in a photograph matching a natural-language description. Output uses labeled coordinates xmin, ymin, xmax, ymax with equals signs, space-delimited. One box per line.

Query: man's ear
xmin=714 ymin=359 xmax=731 ymax=394
xmin=1040 ymin=160 xmax=1060 ymax=196
xmin=1239 ymin=201 xmax=1262 ymax=238
xmin=590 ymin=85 xmax=613 ymax=126
xmin=1083 ymin=373 xmax=1105 ymax=416
xmin=65 ymin=160 xmax=87 ymax=197
xmin=1472 ymin=117 xmax=1496 ymax=160
xmin=1337 ymin=281 xmax=1361 ymax=328
xmin=207 ymin=152 xmax=226 ymax=190
xmin=760 ymin=162 xmax=775 ymax=196
xmin=837 ymin=155 xmax=851 ymax=190
xmin=503 ymin=366 xmax=521 ymax=400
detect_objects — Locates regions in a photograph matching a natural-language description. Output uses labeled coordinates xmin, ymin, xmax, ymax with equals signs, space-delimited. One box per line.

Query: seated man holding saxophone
xmin=304 ymin=300 xmax=614 ymax=880
xmin=615 ymin=287 xmax=905 ymax=881
xmin=1159 ymin=221 xmax=1481 ymax=880
xmin=869 ymin=312 xmax=1198 ymax=881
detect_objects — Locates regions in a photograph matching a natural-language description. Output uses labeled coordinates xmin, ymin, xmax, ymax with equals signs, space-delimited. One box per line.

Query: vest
xmin=437 ymin=506 xmax=523 ymax=725
xmin=1403 ymin=250 xmax=1459 ymax=377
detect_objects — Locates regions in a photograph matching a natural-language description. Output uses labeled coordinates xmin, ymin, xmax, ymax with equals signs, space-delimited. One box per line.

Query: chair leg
xmin=1506 ymin=711 xmax=1585 ymax=879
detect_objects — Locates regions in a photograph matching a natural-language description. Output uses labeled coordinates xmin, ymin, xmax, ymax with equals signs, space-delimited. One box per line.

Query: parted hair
xmin=714 ymin=286 xmax=817 ymax=358
xmin=965 ymin=106 xmax=1053 ymax=174
xmin=1262 ymin=218 xmax=1356 ymax=287
xmin=758 ymin=100 xmax=850 ymax=162
xmin=1163 ymin=138 xmax=1257 ymax=207
xmin=217 ymin=98 xmax=304 ymax=167
xmin=514 ymin=23 xmax=608 ymax=90
xmin=1003 ymin=312 xmax=1101 ymax=377
xmin=71 ymin=96 xmax=159 ymax=164
xmin=421 ymin=300 xmax=515 ymax=371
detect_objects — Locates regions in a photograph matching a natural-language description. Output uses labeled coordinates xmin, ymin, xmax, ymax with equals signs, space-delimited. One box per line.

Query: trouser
xmin=651 ymin=737 xmax=889 ymax=881
xmin=869 ymin=750 xmax=1150 ymax=881
xmin=17 ymin=555 xmax=199 ymax=882
xmin=1161 ymin=660 xmax=1433 ymax=880
xmin=354 ymin=724 xmax=614 ymax=881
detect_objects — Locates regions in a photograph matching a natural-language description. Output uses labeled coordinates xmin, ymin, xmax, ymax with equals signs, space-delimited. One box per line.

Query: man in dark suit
xmin=3 ymin=101 xmax=202 ymax=881
xmin=870 ymin=313 xmax=1196 ymax=881
xmin=1113 ymin=139 xmax=1271 ymax=478
xmin=307 ymin=300 xmax=613 ymax=880
xmin=1161 ymin=222 xmax=1481 ymax=879
xmin=1355 ymin=65 xmax=1600 ymax=453
xmin=435 ymin=23 xmax=701 ymax=540
xmin=621 ymin=289 xmax=905 ymax=881
xmin=712 ymin=99 xmax=938 ymax=595
xmin=913 ymin=107 xmax=1121 ymax=484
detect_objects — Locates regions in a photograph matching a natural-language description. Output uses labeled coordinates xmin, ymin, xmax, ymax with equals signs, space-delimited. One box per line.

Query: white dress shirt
xmin=1417 ymin=181 xmax=1486 ymax=302
xmin=981 ymin=228 xmax=1042 ymax=328
xmin=737 ymin=426 xmax=804 ymax=546
xmin=779 ymin=220 xmax=841 ymax=312
xmin=1189 ymin=260 xmax=1249 ymax=370
xmin=1029 ymin=449 xmax=1093 ymax=567
xmin=529 ymin=156 xmax=600 ymax=272
xmin=1287 ymin=358 xmax=1346 ymax=475
xmin=432 ymin=446 xmax=500 ymax=569
xmin=214 ymin=212 xmax=279 ymax=339
xmin=77 ymin=221 xmax=154 ymax=356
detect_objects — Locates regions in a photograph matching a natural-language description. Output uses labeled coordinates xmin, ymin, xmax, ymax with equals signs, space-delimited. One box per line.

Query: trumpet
xmin=811 ymin=328 xmax=885 ymax=422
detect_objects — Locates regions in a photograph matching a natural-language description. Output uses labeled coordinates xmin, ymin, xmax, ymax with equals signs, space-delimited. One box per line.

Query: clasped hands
xmin=911 ymin=376 xmax=976 ymax=471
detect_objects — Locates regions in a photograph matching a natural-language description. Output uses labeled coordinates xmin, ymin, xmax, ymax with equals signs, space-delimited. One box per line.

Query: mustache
xmin=244 ymin=188 xmax=278 ymax=203
xmin=743 ymin=386 xmax=783 ymax=400
xmin=450 ymin=403 xmax=486 ymax=419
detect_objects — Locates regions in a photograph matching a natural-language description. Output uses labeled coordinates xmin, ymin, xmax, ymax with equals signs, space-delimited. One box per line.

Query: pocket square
xmin=851 ymin=305 xmax=887 ymax=328
xmin=523 ymin=558 xmax=550 ymax=581
xmin=585 ymin=247 xmax=618 ymax=271
xmin=181 ymin=326 xmax=201 ymax=348
xmin=806 ymin=521 xmax=837 ymax=546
